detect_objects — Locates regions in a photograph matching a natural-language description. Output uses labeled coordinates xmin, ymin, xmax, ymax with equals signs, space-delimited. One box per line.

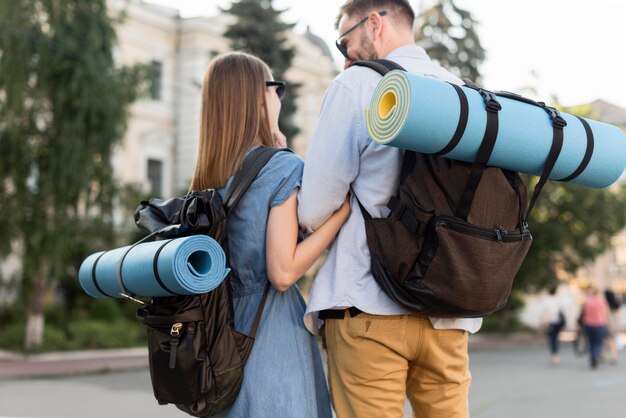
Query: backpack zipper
xmin=169 ymin=322 xmax=183 ymax=369
xmin=432 ymin=216 xmax=532 ymax=243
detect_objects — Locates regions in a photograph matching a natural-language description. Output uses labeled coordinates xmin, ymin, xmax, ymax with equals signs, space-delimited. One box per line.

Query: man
xmin=298 ymin=1 xmax=482 ymax=417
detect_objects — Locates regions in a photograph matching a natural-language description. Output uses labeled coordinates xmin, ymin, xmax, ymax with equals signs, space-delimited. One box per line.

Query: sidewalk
xmin=0 ymin=333 xmax=551 ymax=380
xmin=0 ymin=347 xmax=148 ymax=380
xmin=468 ymin=332 xmax=544 ymax=350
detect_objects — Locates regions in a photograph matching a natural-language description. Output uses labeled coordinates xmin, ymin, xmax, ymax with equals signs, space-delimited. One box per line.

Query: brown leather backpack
xmin=354 ymin=60 xmax=568 ymax=317
xmin=134 ymin=147 xmax=287 ymax=416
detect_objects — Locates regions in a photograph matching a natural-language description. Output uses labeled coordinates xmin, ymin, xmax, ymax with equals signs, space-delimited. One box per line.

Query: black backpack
xmin=132 ymin=147 xmax=287 ymax=416
xmin=353 ymin=60 xmax=569 ymax=317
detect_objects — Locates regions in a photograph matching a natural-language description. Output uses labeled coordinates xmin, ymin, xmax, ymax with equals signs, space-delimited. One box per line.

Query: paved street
xmin=1 ymin=343 xmax=625 ymax=417
xmin=469 ymin=344 xmax=626 ymax=418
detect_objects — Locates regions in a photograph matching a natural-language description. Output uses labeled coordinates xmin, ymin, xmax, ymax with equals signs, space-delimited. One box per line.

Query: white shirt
xmin=298 ymin=45 xmax=482 ymax=335
xmin=541 ymin=295 xmax=562 ymax=326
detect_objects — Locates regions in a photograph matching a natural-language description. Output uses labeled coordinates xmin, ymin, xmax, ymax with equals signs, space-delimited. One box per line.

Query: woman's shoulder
xmin=270 ymin=148 xmax=303 ymax=166
xmin=262 ymin=148 xmax=304 ymax=177
xmin=257 ymin=149 xmax=303 ymax=208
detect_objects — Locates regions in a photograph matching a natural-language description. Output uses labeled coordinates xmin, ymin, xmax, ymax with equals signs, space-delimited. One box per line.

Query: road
xmin=1 ymin=344 xmax=624 ymax=417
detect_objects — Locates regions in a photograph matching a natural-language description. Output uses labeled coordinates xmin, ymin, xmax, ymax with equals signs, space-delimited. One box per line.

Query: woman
xmin=190 ymin=52 xmax=347 ymax=417
xmin=540 ymin=285 xmax=564 ymax=366
xmin=582 ymin=287 xmax=610 ymax=369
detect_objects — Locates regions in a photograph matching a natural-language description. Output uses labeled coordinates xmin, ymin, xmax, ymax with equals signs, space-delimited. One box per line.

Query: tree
xmin=515 ymin=104 xmax=626 ymax=292
xmin=222 ymin=0 xmax=300 ymax=144
xmin=415 ymin=0 xmax=486 ymax=82
xmin=485 ymin=105 xmax=626 ymax=331
xmin=0 ymin=0 xmax=147 ymax=349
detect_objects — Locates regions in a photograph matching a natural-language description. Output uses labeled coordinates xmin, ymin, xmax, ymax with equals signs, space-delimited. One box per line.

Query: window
xmin=147 ymin=159 xmax=163 ymax=197
xmin=150 ymin=60 xmax=162 ymax=100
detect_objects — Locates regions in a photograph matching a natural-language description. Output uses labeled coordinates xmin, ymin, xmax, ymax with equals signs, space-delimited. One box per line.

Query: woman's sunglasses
xmin=266 ymin=81 xmax=287 ymax=101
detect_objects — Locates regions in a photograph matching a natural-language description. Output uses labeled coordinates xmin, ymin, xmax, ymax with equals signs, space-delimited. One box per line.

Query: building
xmin=0 ymin=1 xmax=337 ymax=306
xmin=109 ymin=0 xmax=337 ymax=200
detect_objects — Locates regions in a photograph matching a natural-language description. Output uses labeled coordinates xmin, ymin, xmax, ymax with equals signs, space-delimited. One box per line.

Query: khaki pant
xmin=323 ymin=313 xmax=471 ymax=418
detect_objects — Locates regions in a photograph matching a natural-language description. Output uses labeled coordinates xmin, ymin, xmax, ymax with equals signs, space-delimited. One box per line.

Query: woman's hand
xmin=334 ymin=195 xmax=351 ymax=224
xmin=273 ymin=130 xmax=287 ymax=148
xmin=266 ymin=194 xmax=351 ymax=292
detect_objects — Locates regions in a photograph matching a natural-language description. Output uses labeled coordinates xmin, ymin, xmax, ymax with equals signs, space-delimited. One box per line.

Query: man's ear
xmin=368 ymin=11 xmax=384 ymax=39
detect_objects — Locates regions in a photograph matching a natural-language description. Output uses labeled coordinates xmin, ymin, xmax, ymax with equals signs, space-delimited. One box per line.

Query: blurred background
xmin=1 ymin=0 xmax=626 ymax=360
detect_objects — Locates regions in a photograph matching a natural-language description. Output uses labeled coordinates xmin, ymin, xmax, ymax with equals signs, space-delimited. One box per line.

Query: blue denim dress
xmin=215 ymin=149 xmax=332 ymax=418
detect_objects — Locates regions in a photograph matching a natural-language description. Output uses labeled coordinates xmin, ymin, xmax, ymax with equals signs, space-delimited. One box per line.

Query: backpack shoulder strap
xmin=248 ymin=282 xmax=270 ymax=338
xmin=351 ymin=59 xmax=406 ymax=76
xmin=222 ymin=147 xmax=289 ymax=340
xmin=352 ymin=59 xmax=406 ymax=221
xmin=224 ymin=147 xmax=292 ymax=213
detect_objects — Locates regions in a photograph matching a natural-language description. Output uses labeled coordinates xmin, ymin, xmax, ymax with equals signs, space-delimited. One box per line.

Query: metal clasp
xmin=170 ymin=322 xmax=183 ymax=336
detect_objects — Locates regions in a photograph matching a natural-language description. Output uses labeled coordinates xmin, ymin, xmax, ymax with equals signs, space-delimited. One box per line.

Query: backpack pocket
xmin=139 ymin=308 xmax=210 ymax=405
xmin=417 ymin=216 xmax=532 ymax=314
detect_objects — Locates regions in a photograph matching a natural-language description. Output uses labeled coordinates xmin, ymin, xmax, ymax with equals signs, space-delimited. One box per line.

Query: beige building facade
xmin=109 ymin=0 xmax=337 ymax=199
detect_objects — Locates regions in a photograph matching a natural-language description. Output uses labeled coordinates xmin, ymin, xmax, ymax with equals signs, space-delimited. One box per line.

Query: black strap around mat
xmin=91 ymin=251 xmax=115 ymax=298
xmin=152 ymin=240 xmax=182 ymax=296
xmin=525 ymin=106 xmax=567 ymax=218
xmin=558 ymin=116 xmax=594 ymax=183
xmin=434 ymin=84 xmax=469 ymax=156
xmin=455 ymin=87 xmax=502 ymax=221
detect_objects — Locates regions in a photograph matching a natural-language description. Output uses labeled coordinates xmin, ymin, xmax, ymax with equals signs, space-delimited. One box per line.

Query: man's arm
xmin=299 ymin=79 xmax=362 ymax=231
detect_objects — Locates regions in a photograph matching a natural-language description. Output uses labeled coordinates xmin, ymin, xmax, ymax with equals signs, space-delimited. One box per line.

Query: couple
xmin=193 ymin=1 xmax=481 ymax=417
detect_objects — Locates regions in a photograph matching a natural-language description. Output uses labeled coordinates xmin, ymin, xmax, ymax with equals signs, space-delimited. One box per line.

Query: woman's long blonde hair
xmin=190 ymin=52 xmax=275 ymax=190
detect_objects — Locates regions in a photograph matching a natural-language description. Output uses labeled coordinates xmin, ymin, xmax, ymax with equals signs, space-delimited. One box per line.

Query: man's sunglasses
xmin=335 ymin=11 xmax=387 ymax=59
xmin=266 ymin=81 xmax=286 ymax=101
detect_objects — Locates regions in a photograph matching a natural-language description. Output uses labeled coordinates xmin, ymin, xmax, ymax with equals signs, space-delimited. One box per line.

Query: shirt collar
xmin=385 ymin=44 xmax=431 ymax=61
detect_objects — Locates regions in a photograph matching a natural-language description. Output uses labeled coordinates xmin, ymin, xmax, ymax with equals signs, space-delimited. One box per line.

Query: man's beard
xmin=360 ymin=33 xmax=378 ymax=60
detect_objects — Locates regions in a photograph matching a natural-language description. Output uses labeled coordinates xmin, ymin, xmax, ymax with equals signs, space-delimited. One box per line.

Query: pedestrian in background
xmin=604 ymin=289 xmax=621 ymax=365
xmin=540 ymin=285 xmax=565 ymax=366
xmin=581 ymin=287 xmax=610 ymax=369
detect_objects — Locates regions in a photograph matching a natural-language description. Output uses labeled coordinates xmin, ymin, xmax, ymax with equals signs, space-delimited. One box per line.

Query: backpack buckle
xmin=546 ymin=106 xmax=567 ymax=129
xmin=479 ymin=89 xmax=502 ymax=113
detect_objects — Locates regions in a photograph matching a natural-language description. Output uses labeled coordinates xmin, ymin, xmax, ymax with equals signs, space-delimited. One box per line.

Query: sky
xmin=145 ymin=0 xmax=626 ymax=109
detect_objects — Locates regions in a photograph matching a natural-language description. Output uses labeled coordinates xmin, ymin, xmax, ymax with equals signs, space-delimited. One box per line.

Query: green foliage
xmin=481 ymin=291 xmax=531 ymax=333
xmin=514 ymin=104 xmax=626 ymax=293
xmin=516 ymin=180 xmax=626 ymax=292
xmin=0 ymin=0 xmax=148 ymax=348
xmin=0 ymin=300 xmax=145 ymax=352
xmin=415 ymin=0 xmax=485 ymax=81
xmin=67 ymin=319 xmax=145 ymax=350
xmin=222 ymin=0 xmax=300 ymax=143
xmin=0 ymin=318 xmax=145 ymax=352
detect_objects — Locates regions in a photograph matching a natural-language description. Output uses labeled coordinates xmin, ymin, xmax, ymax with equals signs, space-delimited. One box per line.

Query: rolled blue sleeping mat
xmin=78 ymin=235 xmax=229 ymax=298
xmin=366 ymin=71 xmax=626 ymax=188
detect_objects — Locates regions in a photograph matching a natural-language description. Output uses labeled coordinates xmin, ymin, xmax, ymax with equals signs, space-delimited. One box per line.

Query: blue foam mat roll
xmin=366 ymin=71 xmax=626 ymax=188
xmin=78 ymin=235 xmax=229 ymax=298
